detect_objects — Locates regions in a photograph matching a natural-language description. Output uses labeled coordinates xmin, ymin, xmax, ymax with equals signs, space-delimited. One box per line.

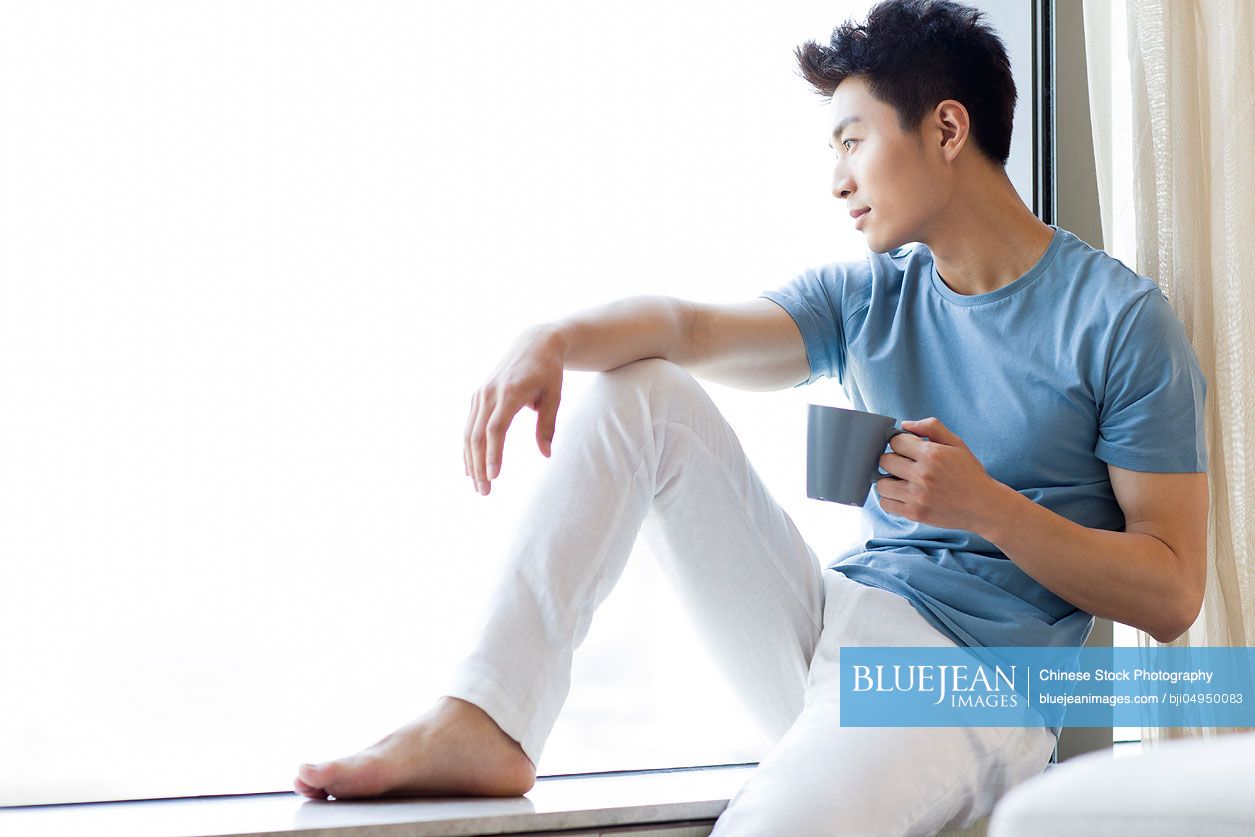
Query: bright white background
xmin=0 ymin=0 xmax=1039 ymax=806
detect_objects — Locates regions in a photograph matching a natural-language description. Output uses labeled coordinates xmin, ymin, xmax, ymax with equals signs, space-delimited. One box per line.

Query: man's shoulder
xmin=1053 ymin=227 xmax=1158 ymax=297
xmin=1048 ymin=227 xmax=1165 ymax=321
xmin=798 ymin=254 xmax=877 ymax=308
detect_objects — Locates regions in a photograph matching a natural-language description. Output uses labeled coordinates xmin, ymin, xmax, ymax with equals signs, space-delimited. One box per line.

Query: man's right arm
xmin=675 ymin=298 xmax=812 ymax=391
xmin=544 ymin=294 xmax=690 ymax=373
xmin=540 ymin=294 xmax=811 ymax=392
xmin=466 ymin=293 xmax=812 ymax=493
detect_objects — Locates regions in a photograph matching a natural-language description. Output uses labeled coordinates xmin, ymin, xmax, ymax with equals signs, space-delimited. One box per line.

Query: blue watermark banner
xmin=839 ymin=645 xmax=1255 ymax=729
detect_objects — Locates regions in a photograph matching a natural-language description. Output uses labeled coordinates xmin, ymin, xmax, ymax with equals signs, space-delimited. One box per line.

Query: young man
xmin=294 ymin=0 xmax=1209 ymax=832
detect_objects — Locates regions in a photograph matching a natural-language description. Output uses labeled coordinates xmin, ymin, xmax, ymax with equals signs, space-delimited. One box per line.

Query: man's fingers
xmin=469 ymin=391 xmax=490 ymax=491
xmin=535 ymin=389 xmax=559 ymax=457
xmin=464 ymin=391 xmax=479 ymax=484
xmin=485 ymin=398 xmax=519 ymax=481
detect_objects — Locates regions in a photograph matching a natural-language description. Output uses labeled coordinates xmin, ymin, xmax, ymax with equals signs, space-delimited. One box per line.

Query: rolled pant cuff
xmin=444 ymin=661 xmax=548 ymax=770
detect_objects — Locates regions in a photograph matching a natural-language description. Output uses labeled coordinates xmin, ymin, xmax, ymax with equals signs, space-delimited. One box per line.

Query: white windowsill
xmin=0 ymin=764 xmax=756 ymax=837
xmin=1 ymin=745 xmax=1138 ymax=837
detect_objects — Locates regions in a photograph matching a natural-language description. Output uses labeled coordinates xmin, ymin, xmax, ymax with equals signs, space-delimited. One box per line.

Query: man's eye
xmin=843 ymin=138 xmax=858 ymax=151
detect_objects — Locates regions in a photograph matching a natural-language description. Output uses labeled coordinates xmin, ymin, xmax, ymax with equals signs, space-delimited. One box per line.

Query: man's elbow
xmin=1151 ymin=624 xmax=1184 ymax=644
xmin=1152 ymin=592 xmax=1203 ymax=644
xmin=1151 ymin=543 xmax=1206 ymax=644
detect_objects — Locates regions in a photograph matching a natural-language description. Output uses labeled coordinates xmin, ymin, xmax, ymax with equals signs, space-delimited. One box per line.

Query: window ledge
xmin=0 ymin=749 xmax=1125 ymax=837
xmin=0 ymin=764 xmax=756 ymax=837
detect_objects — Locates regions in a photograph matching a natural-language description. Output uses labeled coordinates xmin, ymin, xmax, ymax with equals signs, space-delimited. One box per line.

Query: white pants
xmin=445 ymin=357 xmax=1057 ymax=836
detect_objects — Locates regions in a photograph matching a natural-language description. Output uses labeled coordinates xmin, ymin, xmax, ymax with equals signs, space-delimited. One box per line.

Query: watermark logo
xmin=851 ymin=662 xmax=1021 ymax=708
xmin=839 ymin=646 xmax=1255 ymax=729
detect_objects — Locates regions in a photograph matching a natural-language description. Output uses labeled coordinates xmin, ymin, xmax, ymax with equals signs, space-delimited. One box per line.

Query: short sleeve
xmin=758 ymin=264 xmax=851 ymax=388
xmin=1095 ymin=289 xmax=1208 ymax=472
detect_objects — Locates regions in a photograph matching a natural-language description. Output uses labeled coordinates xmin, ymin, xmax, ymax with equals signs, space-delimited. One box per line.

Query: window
xmin=1084 ymin=0 xmax=1141 ymax=750
xmin=0 ymin=0 xmax=1045 ymax=806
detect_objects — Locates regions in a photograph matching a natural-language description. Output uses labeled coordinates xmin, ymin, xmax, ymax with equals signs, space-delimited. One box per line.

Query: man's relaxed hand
xmin=873 ymin=416 xmax=1005 ymax=531
xmin=464 ymin=325 xmax=566 ymax=496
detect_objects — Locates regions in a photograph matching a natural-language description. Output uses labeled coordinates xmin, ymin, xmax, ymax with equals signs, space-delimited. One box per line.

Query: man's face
xmin=828 ymin=75 xmax=945 ymax=252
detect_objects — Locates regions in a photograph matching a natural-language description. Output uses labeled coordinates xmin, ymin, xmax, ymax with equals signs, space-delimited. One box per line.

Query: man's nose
xmin=832 ymin=166 xmax=855 ymax=199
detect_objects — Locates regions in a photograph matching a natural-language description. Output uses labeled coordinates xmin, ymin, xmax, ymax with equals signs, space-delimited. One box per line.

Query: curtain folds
xmin=1081 ymin=0 xmax=1255 ymax=748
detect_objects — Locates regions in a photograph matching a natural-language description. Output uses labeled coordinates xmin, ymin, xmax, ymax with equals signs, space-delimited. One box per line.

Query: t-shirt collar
xmin=928 ymin=224 xmax=1065 ymax=307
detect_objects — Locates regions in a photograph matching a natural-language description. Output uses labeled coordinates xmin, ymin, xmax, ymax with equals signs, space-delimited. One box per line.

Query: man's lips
xmin=849 ymin=208 xmax=870 ymax=219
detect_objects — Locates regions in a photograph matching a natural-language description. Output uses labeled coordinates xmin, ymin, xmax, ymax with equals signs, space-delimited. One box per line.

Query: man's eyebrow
xmin=829 ymin=115 xmax=864 ymax=145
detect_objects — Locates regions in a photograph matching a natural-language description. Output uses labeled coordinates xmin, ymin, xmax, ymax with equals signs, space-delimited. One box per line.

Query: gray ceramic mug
xmin=806 ymin=404 xmax=910 ymax=506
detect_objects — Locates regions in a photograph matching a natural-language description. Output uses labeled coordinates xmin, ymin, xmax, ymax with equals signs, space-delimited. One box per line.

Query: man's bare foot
xmin=294 ymin=696 xmax=537 ymax=800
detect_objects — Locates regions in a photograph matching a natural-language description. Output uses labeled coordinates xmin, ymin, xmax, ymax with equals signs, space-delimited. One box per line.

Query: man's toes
xmin=299 ymin=756 xmax=386 ymax=799
xmin=293 ymin=775 xmax=326 ymax=798
xmin=298 ymin=762 xmax=335 ymax=791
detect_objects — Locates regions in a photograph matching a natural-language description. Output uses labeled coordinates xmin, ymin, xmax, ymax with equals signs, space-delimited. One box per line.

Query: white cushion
xmin=988 ymin=731 xmax=1255 ymax=836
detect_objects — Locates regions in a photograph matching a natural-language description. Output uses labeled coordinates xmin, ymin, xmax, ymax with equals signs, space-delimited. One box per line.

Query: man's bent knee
xmin=594 ymin=357 xmax=701 ymax=408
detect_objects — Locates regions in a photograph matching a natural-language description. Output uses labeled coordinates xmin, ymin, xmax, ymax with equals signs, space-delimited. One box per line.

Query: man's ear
xmin=931 ymin=98 xmax=970 ymax=163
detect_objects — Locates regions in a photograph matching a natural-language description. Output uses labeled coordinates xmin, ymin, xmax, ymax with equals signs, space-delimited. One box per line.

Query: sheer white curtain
xmin=1082 ymin=0 xmax=1255 ymax=747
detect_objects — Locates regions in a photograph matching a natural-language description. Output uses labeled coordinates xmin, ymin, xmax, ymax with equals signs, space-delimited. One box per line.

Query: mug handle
xmin=873 ymin=419 xmax=911 ymax=481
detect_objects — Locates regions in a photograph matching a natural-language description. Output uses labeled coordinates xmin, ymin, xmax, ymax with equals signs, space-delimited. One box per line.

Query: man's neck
xmin=922 ymin=173 xmax=1056 ymax=297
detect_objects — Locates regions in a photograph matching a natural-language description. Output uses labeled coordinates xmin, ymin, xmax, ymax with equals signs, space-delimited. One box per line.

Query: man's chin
xmin=865 ymin=231 xmax=910 ymax=255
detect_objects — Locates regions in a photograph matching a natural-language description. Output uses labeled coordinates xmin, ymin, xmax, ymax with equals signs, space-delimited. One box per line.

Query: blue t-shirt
xmin=760 ymin=223 xmax=1208 ymax=672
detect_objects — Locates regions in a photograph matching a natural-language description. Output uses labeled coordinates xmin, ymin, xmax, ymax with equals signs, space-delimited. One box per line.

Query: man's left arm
xmin=877 ymin=417 xmax=1209 ymax=644
xmin=976 ymin=466 xmax=1208 ymax=644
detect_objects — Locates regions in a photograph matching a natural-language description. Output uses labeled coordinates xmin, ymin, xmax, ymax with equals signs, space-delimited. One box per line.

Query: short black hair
xmin=794 ymin=0 xmax=1016 ymax=168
